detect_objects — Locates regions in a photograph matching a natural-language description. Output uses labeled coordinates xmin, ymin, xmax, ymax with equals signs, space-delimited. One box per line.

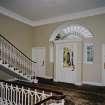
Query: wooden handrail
xmin=35 ymin=95 xmax=65 ymax=105
xmin=0 ymin=80 xmax=63 ymax=95
xmin=0 ymin=34 xmax=36 ymax=63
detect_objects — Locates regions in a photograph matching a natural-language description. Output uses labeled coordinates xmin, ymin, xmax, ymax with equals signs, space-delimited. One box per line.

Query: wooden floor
xmin=11 ymin=78 xmax=105 ymax=105
xmin=36 ymin=77 xmax=105 ymax=105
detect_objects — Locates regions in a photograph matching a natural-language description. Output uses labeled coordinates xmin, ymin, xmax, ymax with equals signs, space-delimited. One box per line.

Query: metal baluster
xmin=23 ymin=56 xmax=26 ymax=74
xmin=25 ymin=90 xmax=27 ymax=105
xmin=7 ymin=42 xmax=10 ymax=66
xmin=16 ymin=86 xmax=18 ymax=105
xmin=30 ymin=61 xmax=32 ymax=76
xmin=14 ymin=49 xmax=18 ymax=70
xmin=27 ymin=59 xmax=29 ymax=76
xmin=31 ymin=93 xmax=33 ymax=105
xmin=9 ymin=44 xmax=12 ymax=67
xmin=2 ymin=39 xmax=5 ymax=63
xmin=19 ymin=89 xmax=20 ymax=105
xmin=29 ymin=62 xmax=31 ymax=76
xmin=28 ymin=88 xmax=30 ymax=105
xmin=25 ymin=56 xmax=27 ymax=75
xmin=10 ymin=84 xmax=13 ymax=104
xmin=17 ymin=50 xmax=20 ymax=70
xmin=0 ymin=82 xmax=3 ymax=104
xmin=1 ymin=38 xmax=3 ymax=62
xmin=7 ymin=42 xmax=10 ymax=65
xmin=11 ymin=45 xmax=14 ymax=66
xmin=21 ymin=54 xmax=24 ymax=74
xmin=4 ymin=40 xmax=7 ymax=64
xmin=22 ymin=87 xmax=24 ymax=105
xmin=17 ymin=50 xmax=19 ymax=70
xmin=14 ymin=48 xmax=17 ymax=70
xmin=5 ymin=83 xmax=8 ymax=104
xmin=34 ymin=89 xmax=37 ymax=104
xmin=20 ymin=53 xmax=22 ymax=74
xmin=0 ymin=37 xmax=1 ymax=60
xmin=24 ymin=57 xmax=27 ymax=76
xmin=0 ymin=37 xmax=3 ymax=61
xmin=41 ymin=91 xmax=45 ymax=105
xmin=21 ymin=53 xmax=24 ymax=74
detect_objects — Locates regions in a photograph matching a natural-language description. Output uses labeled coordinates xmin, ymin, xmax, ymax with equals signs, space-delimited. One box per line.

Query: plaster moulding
xmin=0 ymin=6 xmax=105 ymax=27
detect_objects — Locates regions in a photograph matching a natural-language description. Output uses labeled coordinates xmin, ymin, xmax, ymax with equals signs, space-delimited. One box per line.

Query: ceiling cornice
xmin=0 ymin=6 xmax=33 ymax=26
xmin=0 ymin=6 xmax=105 ymax=27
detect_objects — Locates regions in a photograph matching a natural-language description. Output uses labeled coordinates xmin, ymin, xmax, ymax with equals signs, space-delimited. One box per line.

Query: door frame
xmin=53 ymin=39 xmax=82 ymax=85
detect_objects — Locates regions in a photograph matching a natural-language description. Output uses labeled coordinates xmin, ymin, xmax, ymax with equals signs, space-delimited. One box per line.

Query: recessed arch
xmin=49 ymin=24 xmax=93 ymax=42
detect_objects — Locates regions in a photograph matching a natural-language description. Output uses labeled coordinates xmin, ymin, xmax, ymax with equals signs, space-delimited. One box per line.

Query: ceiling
xmin=0 ymin=0 xmax=105 ymax=26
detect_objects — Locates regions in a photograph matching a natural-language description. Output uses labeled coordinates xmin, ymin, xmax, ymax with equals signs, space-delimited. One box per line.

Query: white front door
xmin=32 ymin=47 xmax=46 ymax=78
xmin=54 ymin=42 xmax=78 ymax=83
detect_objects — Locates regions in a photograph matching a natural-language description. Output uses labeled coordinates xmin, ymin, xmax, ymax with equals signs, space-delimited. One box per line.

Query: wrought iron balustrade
xmin=0 ymin=80 xmax=65 ymax=105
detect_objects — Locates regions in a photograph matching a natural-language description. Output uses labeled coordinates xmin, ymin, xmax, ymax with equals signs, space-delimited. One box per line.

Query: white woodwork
xmin=54 ymin=40 xmax=82 ymax=84
xmin=50 ymin=25 xmax=93 ymax=42
xmin=32 ymin=47 xmax=46 ymax=78
xmin=0 ymin=82 xmax=64 ymax=105
xmin=0 ymin=36 xmax=36 ymax=81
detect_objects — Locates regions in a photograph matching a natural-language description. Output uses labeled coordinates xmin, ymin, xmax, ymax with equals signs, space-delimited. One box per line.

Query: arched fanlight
xmin=49 ymin=24 xmax=93 ymax=41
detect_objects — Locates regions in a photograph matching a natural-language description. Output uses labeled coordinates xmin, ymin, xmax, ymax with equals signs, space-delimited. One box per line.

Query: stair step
xmin=4 ymin=64 xmax=9 ymax=68
xmin=23 ymin=73 xmax=26 ymax=75
xmin=14 ymin=68 xmax=18 ymax=70
xmin=9 ymin=67 xmax=15 ymax=71
xmin=0 ymin=59 xmax=33 ymax=81
xmin=18 ymin=70 xmax=22 ymax=73
xmin=8 ymin=64 xmax=13 ymax=67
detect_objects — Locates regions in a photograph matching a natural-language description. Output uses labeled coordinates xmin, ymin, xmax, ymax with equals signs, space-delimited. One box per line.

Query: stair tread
xmin=0 ymin=58 xmax=34 ymax=82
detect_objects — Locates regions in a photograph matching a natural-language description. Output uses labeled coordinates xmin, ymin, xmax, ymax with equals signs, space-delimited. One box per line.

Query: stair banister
xmin=0 ymin=34 xmax=37 ymax=81
xmin=0 ymin=34 xmax=36 ymax=63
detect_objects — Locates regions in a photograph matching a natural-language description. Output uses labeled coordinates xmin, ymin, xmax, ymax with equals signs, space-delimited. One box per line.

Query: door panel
xmin=55 ymin=43 xmax=77 ymax=83
xmin=32 ymin=47 xmax=45 ymax=78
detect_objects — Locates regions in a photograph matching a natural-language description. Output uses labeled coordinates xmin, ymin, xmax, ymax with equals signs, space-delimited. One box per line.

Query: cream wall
xmin=0 ymin=14 xmax=33 ymax=79
xmin=0 ymin=14 xmax=33 ymax=58
xmin=0 ymin=70 xmax=14 ymax=80
xmin=32 ymin=24 xmax=61 ymax=76
xmin=33 ymin=14 xmax=105 ymax=84
xmin=0 ymin=13 xmax=105 ymax=84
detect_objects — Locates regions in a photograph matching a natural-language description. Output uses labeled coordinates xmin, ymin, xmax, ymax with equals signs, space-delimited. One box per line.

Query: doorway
xmin=54 ymin=40 xmax=82 ymax=84
xmin=49 ymin=24 xmax=93 ymax=85
xmin=32 ymin=47 xmax=46 ymax=78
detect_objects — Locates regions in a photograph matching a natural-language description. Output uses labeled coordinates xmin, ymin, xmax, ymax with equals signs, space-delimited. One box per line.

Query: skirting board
xmin=43 ymin=76 xmax=53 ymax=79
xmin=83 ymin=81 xmax=103 ymax=86
xmin=54 ymin=79 xmax=82 ymax=86
xmin=75 ymin=82 xmax=82 ymax=86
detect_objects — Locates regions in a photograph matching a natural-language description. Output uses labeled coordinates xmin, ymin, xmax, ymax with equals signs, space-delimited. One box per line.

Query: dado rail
xmin=0 ymin=80 xmax=65 ymax=105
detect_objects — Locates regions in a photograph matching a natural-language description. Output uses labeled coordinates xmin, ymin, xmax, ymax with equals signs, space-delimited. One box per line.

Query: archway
xmin=49 ymin=24 xmax=93 ymax=85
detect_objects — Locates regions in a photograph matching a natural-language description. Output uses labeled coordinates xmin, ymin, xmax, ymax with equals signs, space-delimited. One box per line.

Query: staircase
xmin=0 ymin=34 xmax=65 ymax=105
xmin=0 ymin=34 xmax=37 ymax=82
